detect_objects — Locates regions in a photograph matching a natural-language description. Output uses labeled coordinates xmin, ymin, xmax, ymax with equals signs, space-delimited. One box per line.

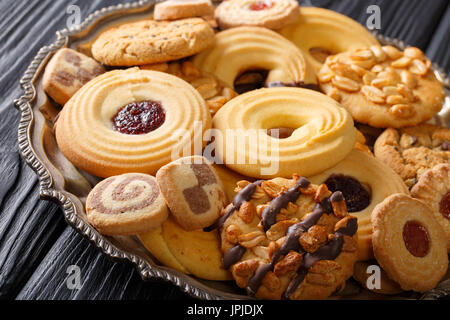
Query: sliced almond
xmin=404 ymin=47 xmax=425 ymax=60
xmin=332 ymin=75 xmax=360 ymax=92
xmin=389 ymin=104 xmax=416 ymax=119
xmin=386 ymin=95 xmax=407 ymax=105
xmin=400 ymin=70 xmax=418 ymax=89
xmin=350 ymin=48 xmax=374 ymax=61
xmin=371 ymin=64 xmax=385 ymax=73
xmin=409 ymin=59 xmax=428 ymax=76
xmin=370 ymin=45 xmax=387 ymax=63
xmin=317 ymin=71 xmax=334 ymax=83
xmin=383 ymin=85 xmax=399 ymax=96
xmin=363 ymin=72 xmax=376 ymax=85
xmin=361 ymin=85 xmax=386 ymax=104
xmin=391 ymin=56 xmax=412 ymax=68
xmin=382 ymin=45 xmax=403 ymax=60
xmin=330 ymin=63 xmax=360 ymax=81
xmin=327 ymin=88 xmax=342 ymax=102
xmin=196 ymin=83 xmax=218 ymax=99
xmin=397 ymin=83 xmax=415 ymax=102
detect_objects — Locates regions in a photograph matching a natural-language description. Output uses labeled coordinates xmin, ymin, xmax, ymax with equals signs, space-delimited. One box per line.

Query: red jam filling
xmin=402 ymin=221 xmax=430 ymax=258
xmin=248 ymin=1 xmax=273 ymax=11
xmin=112 ymin=100 xmax=165 ymax=135
xmin=439 ymin=191 xmax=450 ymax=220
xmin=324 ymin=174 xmax=371 ymax=213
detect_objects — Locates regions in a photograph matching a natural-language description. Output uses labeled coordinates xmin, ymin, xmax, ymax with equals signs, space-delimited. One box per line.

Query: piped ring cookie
xmin=372 ymin=194 xmax=448 ymax=292
xmin=212 ymin=87 xmax=357 ymax=179
xmin=279 ymin=7 xmax=380 ymax=72
xmin=217 ymin=176 xmax=359 ymax=300
xmin=215 ymin=0 xmax=300 ymax=30
xmin=309 ymin=149 xmax=409 ymax=261
xmin=86 ymin=173 xmax=168 ymax=235
xmin=193 ymin=26 xmax=317 ymax=92
xmin=317 ymin=46 xmax=445 ymax=128
xmin=55 ymin=68 xmax=212 ymax=178
xmin=411 ymin=164 xmax=450 ymax=252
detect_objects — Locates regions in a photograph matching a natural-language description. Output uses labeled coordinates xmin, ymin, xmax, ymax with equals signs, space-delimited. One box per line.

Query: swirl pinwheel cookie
xmin=411 ymin=164 xmax=450 ymax=251
xmin=279 ymin=7 xmax=380 ymax=72
xmin=212 ymin=87 xmax=357 ymax=179
xmin=374 ymin=124 xmax=449 ymax=188
xmin=193 ymin=26 xmax=317 ymax=92
xmin=86 ymin=173 xmax=168 ymax=235
xmin=215 ymin=0 xmax=300 ymax=30
xmin=217 ymin=176 xmax=359 ymax=300
xmin=55 ymin=68 xmax=211 ymax=178
xmin=317 ymin=46 xmax=445 ymax=128
xmin=372 ymin=194 xmax=448 ymax=292
xmin=309 ymin=149 xmax=409 ymax=261
xmin=92 ymin=18 xmax=214 ymax=66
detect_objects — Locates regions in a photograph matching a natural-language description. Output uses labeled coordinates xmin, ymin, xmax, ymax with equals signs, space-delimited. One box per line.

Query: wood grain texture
xmin=0 ymin=0 xmax=449 ymax=300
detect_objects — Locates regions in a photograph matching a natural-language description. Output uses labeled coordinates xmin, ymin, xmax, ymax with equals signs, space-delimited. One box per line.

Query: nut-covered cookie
xmin=411 ymin=164 xmax=450 ymax=252
xmin=156 ymin=156 xmax=228 ymax=231
xmin=318 ymin=46 xmax=445 ymax=128
xmin=374 ymin=124 xmax=449 ymax=188
xmin=372 ymin=194 xmax=448 ymax=293
xmin=86 ymin=173 xmax=168 ymax=235
xmin=141 ymin=61 xmax=238 ymax=116
xmin=91 ymin=18 xmax=215 ymax=66
xmin=214 ymin=175 xmax=358 ymax=300
xmin=42 ymin=48 xmax=105 ymax=105
xmin=154 ymin=0 xmax=214 ymax=21
xmin=215 ymin=0 xmax=300 ymax=30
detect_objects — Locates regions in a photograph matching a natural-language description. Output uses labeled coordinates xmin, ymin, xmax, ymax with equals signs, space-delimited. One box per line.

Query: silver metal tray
xmin=14 ymin=0 xmax=450 ymax=300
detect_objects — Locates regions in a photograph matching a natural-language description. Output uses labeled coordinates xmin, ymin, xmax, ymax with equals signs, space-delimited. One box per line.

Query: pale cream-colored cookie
xmin=374 ymin=124 xmax=449 ymax=188
xmin=215 ymin=0 xmax=300 ymax=30
xmin=372 ymin=194 xmax=448 ymax=293
xmin=86 ymin=173 xmax=168 ymax=235
xmin=318 ymin=46 xmax=445 ymax=128
xmin=91 ymin=18 xmax=214 ymax=66
xmin=156 ymin=156 xmax=228 ymax=231
xmin=411 ymin=164 xmax=450 ymax=252
xmin=42 ymin=48 xmax=105 ymax=105
xmin=154 ymin=0 xmax=214 ymax=21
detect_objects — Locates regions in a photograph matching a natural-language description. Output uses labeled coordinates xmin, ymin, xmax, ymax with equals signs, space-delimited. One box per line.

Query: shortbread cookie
xmin=279 ymin=7 xmax=380 ymax=72
xmin=215 ymin=175 xmax=359 ymax=300
xmin=309 ymin=149 xmax=409 ymax=261
xmin=55 ymin=68 xmax=211 ymax=178
xmin=141 ymin=61 xmax=238 ymax=116
xmin=372 ymin=194 xmax=448 ymax=293
xmin=318 ymin=46 xmax=445 ymax=128
xmin=154 ymin=0 xmax=214 ymax=21
xmin=193 ymin=26 xmax=317 ymax=91
xmin=138 ymin=217 xmax=232 ymax=280
xmin=91 ymin=18 xmax=214 ymax=66
xmin=42 ymin=48 xmax=105 ymax=105
xmin=411 ymin=164 xmax=450 ymax=251
xmin=215 ymin=0 xmax=299 ymax=30
xmin=156 ymin=156 xmax=228 ymax=231
xmin=86 ymin=173 xmax=168 ymax=235
xmin=353 ymin=261 xmax=403 ymax=295
xmin=374 ymin=124 xmax=449 ymax=188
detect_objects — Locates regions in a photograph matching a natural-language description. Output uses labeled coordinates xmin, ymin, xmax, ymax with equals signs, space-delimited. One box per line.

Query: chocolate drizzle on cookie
xmin=325 ymin=174 xmax=371 ymax=212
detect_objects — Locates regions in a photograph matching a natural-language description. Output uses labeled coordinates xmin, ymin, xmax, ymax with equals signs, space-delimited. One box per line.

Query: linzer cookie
xmin=91 ymin=18 xmax=215 ymax=66
xmin=154 ymin=0 xmax=214 ymax=21
xmin=374 ymin=124 xmax=450 ymax=188
xmin=42 ymin=48 xmax=105 ymax=105
xmin=156 ymin=156 xmax=228 ymax=231
xmin=215 ymin=175 xmax=359 ymax=300
xmin=86 ymin=173 xmax=169 ymax=235
xmin=372 ymin=194 xmax=448 ymax=293
xmin=411 ymin=164 xmax=450 ymax=252
xmin=317 ymin=46 xmax=445 ymax=128
xmin=215 ymin=0 xmax=300 ymax=30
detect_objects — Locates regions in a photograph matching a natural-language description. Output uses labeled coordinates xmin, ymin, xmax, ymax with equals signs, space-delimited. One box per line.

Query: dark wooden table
xmin=1 ymin=0 xmax=449 ymax=300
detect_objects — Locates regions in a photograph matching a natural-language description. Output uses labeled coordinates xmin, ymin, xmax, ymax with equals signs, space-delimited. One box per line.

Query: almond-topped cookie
xmin=317 ymin=46 xmax=445 ymax=128
xmin=213 ymin=175 xmax=358 ymax=300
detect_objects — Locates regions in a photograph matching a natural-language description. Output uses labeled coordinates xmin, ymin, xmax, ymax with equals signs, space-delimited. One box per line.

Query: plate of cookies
xmin=15 ymin=0 xmax=450 ymax=300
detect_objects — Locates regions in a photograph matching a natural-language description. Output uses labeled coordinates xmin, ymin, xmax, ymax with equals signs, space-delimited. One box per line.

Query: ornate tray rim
xmin=13 ymin=0 xmax=450 ymax=300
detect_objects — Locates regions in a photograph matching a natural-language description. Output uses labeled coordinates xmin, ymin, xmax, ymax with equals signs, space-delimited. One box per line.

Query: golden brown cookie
xmin=411 ymin=164 xmax=450 ymax=252
xmin=215 ymin=0 xmax=300 ymax=30
xmin=141 ymin=61 xmax=238 ymax=116
xmin=156 ymin=156 xmax=228 ymax=231
xmin=374 ymin=124 xmax=449 ymax=188
xmin=86 ymin=173 xmax=168 ymax=235
xmin=372 ymin=194 xmax=448 ymax=293
xmin=154 ymin=0 xmax=214 ymax=21
xmin=215 ymin=175 xmax=359 ymax=300
xmin=353 ymin=261 xmax=403 ymax=295
xmin=42 ymin=48 xmax=105 ymax=105
xmin=91 ymin=18 xmax=214 ymax=66
xmin=318 ymin=46 xmax=445 ymax=128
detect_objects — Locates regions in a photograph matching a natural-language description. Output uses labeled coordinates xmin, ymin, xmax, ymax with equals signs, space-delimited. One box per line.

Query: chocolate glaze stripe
xmin=204 ymin=180 xmax=263 ymax=232
xmin=223 ymin=245 xmax=246 ymax=270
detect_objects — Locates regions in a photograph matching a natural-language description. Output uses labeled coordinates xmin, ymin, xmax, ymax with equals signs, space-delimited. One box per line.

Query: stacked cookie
xmin=41 ymin=0 xmax=449 ymax=300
